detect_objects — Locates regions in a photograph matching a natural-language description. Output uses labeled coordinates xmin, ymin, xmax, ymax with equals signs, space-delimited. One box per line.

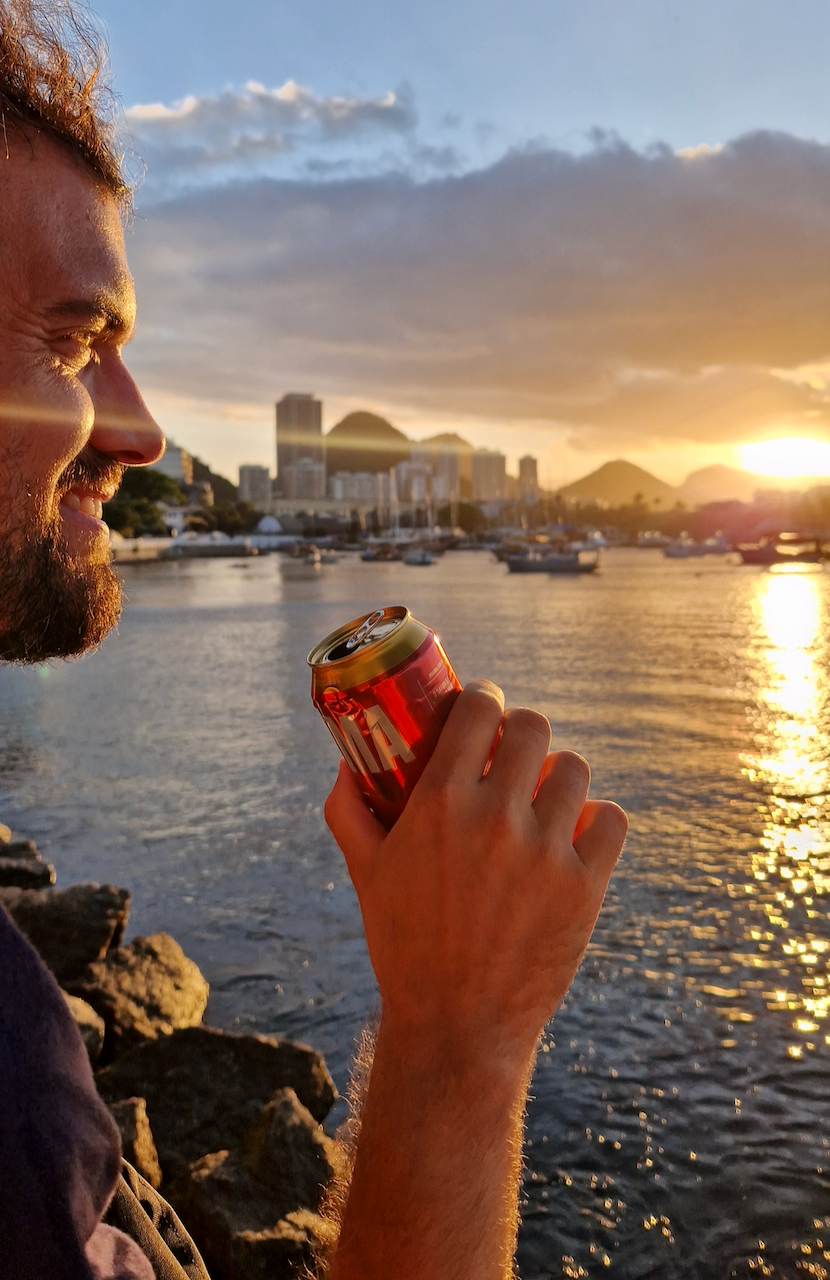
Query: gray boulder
xmin=0 ymin=884 xmax=130 ymax=983
xmin=0 ymin=858 xmax=56 ymax=889
xmin=108 ymin=1097 xmax=163 ymax=1190
xmin=96 ymin=1026 xmax=337 ymax=1181
xmin=62 ymin=992 xmax=106 ymax=1066
xmin=168 ymin=1089 xmax=339 ymax=1280
xmin=67 ymin=933 xmax=209 ymax=1062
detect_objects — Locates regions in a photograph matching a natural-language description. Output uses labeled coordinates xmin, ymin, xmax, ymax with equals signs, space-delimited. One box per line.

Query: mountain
xmin=324 ymin=411 xmax=411 ymax=474
xmin=558 ymin=460 xmax=679 ymax=508
xmin=678 ymin=465 xmax=762 ymax=506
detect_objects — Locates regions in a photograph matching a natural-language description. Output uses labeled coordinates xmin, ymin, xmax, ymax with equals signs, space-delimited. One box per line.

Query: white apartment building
xmin=281 ymin=457 xmax=326 ymax=500
xmin=327 ymin=471 xmax=392 ymax=505
xmin=238 ymin=464 xmax=272 ymax=509
xmin=393 ymin=460 xmax=432 ymax=503
xmin=152 ymin=443 xmax=193 ymax=487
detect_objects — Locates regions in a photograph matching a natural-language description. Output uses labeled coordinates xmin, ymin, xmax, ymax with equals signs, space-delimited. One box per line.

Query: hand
xmin=325 ymin=680 xmax=627 ymax=1075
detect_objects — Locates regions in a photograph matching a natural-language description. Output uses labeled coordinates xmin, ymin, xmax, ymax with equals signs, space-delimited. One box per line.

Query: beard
xmin=0 ymin=451 xmax=125 ymax=663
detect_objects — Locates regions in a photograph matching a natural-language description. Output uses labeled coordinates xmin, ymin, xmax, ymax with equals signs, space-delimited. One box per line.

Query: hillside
xmin=559 ymin=460 xmax=679 ymax=507
xmin=678 ymin=465 xmax=762 ymax=506
xmin=324 ymin=411 xmax=411 ymax=474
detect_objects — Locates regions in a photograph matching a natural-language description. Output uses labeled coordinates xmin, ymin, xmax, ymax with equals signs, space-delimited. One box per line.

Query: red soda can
xmin=308 ymin=605 xmax=461 ymax=828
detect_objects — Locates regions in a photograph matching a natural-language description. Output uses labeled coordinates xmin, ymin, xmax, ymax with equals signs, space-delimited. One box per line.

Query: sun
xmin=737 ymin=436 xmax=830 ymax=479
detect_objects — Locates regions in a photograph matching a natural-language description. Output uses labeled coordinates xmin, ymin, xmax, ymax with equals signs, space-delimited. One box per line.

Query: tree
xmin=104 ymin=469 xmax=185 ymax=537
xmin=436 ymin=502 xmax=488 ymax=533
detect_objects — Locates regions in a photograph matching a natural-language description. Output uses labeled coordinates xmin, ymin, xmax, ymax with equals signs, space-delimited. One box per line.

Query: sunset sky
xmin=94 ymin=0 xmax=830 ymax=487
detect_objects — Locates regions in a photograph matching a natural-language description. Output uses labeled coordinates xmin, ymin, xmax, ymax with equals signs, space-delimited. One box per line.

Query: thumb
xmin=324 ymin=760 xmax=385 ymax=888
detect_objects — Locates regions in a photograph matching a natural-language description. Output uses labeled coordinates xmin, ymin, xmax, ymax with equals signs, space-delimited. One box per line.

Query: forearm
xmin=326 ymin=1018 xmax=535 ymax=1280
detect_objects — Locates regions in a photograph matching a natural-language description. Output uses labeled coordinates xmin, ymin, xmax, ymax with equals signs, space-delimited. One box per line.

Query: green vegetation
xmin=104 ymin=469 xmax=185 ymax=537
xmin=436 ymin=501 xmax=488 ymax=533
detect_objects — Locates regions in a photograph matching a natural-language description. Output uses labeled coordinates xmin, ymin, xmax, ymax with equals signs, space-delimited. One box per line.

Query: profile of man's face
xmin=0 ymin=133 xmax=163 ymax=662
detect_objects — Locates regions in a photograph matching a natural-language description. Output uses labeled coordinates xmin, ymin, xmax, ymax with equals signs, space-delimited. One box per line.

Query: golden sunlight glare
xmin=737 ymin=436 xmax=830 ymax=478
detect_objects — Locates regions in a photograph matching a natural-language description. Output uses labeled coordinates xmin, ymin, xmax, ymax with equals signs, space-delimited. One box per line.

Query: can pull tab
xmin=345 ymin=609 xmax=385 ymax=652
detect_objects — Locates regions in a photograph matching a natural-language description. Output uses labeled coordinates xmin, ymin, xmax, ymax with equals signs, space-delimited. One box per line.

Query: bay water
xmin=1 ymin=547 xmax=829 ymax=1278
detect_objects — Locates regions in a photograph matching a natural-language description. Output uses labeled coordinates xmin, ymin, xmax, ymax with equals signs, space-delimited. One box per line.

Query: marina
xmin=1 ymin=548 xmax=828 ymax=1276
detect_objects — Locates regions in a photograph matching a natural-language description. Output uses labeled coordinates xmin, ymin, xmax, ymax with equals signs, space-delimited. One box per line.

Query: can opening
xmin=325 ymin=612 xmax=403 ymax=663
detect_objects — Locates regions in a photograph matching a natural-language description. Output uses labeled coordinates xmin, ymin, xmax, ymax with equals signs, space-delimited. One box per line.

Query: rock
xmin=242 ymin=1088 xmax=341 ymax=1210
xmin=0 ymin=838 xmax=40 ymax=860
xmin=108 ymin=1097 xmax=163 ymax=1190
xmin=67 ymin=933 xmax=209 ymax=1062
xmin=0 ymin=858 xmax=56 ymax=889
xmin=0 ymin=823 xmax=13 ymax=843
xmin=169 ymin=1092 xmax=340 ymax=1280
xmin=63 ymin=992 xmax=106 ymax=1066
xmin=173 ymin=1151 xmax=331 ymax=1280
xmin=0 ymin=884 xmax=130 ymax=983
xmin=96 ymin=1026 xmax=337 ymax=1181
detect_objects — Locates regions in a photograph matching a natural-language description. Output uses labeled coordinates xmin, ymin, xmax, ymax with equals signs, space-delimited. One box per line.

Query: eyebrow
xmin=44 ymin=297 xmax=134 ymax=340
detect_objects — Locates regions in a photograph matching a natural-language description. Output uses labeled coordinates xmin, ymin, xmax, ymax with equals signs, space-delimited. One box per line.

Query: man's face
xmin=0 ymin=134 xmax=164 ymax=661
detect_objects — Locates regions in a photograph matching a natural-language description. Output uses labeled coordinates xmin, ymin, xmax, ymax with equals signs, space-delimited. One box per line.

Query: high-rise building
xmin=152 ymin=442 xmax=193 ymax=487
xmin=238 ymin=464 xmax=272 ymax=509
xmin=275 ymin=394 xmax=323 ymax=494
xmin=472 ymin=449 xmax=507 ymax=502
xmin=519 ymin=455 xmax=539 ymax=502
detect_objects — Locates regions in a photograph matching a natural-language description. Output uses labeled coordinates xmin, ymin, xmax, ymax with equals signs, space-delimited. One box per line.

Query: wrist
xmin=375 ymin=1007 xmax=538 ymax=1101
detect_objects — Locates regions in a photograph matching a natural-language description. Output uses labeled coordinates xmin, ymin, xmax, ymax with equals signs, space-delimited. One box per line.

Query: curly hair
xmin=0 ymin=0 xmax=126 ymax=201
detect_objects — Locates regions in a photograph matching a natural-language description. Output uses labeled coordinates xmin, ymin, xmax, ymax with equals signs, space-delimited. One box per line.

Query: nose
xmin=86 ymin=354 xmax=166 ymax=467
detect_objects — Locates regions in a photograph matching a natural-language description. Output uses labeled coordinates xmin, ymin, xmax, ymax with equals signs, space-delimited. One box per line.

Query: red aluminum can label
xmin=314 ymin=630 xmax=460 ymax=827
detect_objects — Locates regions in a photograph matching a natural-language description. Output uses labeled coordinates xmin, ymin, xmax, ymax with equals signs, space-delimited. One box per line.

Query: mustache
xmin=57 ymin=449 xmax=126 ymax=499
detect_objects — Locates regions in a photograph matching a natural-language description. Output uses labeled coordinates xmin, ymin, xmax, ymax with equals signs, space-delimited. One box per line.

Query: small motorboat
xmin=403 ymin=547 xmax=434 ymax=566
xmin=506 ymin=547 xmax=600 ymax=574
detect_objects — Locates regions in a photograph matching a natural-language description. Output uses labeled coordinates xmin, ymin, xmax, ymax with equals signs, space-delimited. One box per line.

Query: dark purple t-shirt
xmin=0 ymin=904 xmax=153 ymax=1278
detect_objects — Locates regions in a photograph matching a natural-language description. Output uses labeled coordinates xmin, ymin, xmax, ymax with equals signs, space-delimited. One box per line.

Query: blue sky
xmin=93 ymin=0 xmax=830 ymax=484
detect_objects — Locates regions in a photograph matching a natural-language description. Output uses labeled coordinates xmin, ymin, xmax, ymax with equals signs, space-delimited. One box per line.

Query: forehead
xmin=0 ymin=135 xmax=135 ymax=327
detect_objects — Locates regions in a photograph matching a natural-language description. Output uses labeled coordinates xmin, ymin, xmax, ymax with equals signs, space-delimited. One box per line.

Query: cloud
xmin=122 ymin=129 xmax=830 ymax=451
xmin=124 ymin=81 xmax=419 ymax=192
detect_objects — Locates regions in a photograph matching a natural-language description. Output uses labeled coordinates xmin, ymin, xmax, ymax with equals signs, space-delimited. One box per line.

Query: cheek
xmin=0 ymin=385 xmax=94 ymax=515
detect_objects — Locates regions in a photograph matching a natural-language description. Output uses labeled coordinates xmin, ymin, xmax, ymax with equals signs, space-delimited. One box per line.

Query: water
xmin=1 ymin=548 xmax=829 ymax=1279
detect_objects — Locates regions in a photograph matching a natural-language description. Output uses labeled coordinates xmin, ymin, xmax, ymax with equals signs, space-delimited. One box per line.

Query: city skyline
xmin=90 ymin=1 xmax=830 ymax=487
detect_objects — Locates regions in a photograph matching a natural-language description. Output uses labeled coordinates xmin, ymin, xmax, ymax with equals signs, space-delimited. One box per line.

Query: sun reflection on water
xmin=742 ymin=566 xmax=830 ymax=1052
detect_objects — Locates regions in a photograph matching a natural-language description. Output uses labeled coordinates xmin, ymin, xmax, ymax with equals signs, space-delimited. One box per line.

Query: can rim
xmin=308 ymin=605 xmax=430 ymax=688
xmin=307 ymin=605 xmax=409 ymax=667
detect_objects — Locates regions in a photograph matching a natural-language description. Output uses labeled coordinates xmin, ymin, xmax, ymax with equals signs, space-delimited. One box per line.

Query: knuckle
xmin=505 ymin=707 xmax=550 ymax=744
xmin=558 ymin=750 xmax=590 ymax=787
xmin=462 ymin=680 xmax=505 ymax=713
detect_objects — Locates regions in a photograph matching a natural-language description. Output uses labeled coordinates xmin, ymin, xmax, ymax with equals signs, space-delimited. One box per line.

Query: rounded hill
xmin=325 ymin=412 xmax=411 ymax=475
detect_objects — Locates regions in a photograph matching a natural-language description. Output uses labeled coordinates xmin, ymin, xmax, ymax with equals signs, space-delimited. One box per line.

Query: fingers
xmin=419 ymin=680 xmax=505 ymax=789
xmin=484 ymin=707 xmax=551 ymax=805
xmin=532 ymin=750 xmax=591 ymax=840
xmin=573 ymin=798 xmax=628 ymax=883
xmin=324 ymin=759 xmax=386 ymax=888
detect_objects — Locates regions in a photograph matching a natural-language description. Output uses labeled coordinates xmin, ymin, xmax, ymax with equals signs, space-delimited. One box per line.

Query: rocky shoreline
xmin=0 ymin=822 xmax=341 ymax=1279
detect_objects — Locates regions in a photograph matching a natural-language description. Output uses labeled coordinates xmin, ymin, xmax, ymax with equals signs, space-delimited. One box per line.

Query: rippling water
xmin=1 ymin=548 xmax=829 ymax=1279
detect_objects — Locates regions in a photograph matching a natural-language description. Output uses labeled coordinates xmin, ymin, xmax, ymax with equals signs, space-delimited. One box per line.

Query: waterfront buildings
xmin=281 ymin=456 xmax=326 ymax=500
xmin=275 ymin=393 xmax=324 ymax=497
xmin=153 ymin=442 xmax=193 ymax=487
xmin=472 ymin=449 xmax=507 ymax=502
xmin=238 ymin=464 xmax=272 ymax=509
xmin=519 ymin=455 xmax=539 ymax=502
